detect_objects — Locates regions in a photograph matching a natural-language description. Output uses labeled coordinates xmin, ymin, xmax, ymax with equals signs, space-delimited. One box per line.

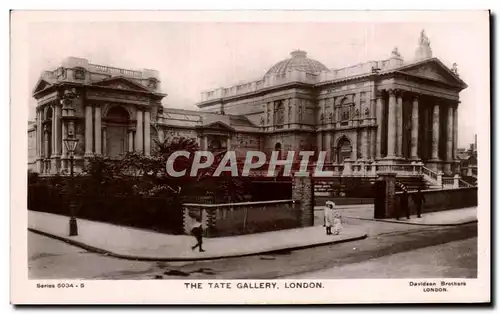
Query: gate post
xmin=375 ymin=172 xmax=397 ymax=218
xmin=292 ymin=176 xmax=314 ymax=227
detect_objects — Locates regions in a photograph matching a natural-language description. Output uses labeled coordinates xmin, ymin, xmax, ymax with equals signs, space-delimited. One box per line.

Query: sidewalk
xmin=313 ymin=204 xmax=477 ymax=226
xmin=28 ymin=211 xmax=367 ymax=262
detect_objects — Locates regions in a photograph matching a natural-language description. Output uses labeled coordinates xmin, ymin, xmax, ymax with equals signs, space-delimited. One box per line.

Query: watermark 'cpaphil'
xmin=165 ymin=150 xmax=337 ymax=178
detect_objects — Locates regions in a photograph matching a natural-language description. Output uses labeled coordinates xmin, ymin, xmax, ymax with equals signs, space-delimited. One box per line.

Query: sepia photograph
xmin=10 ymin=9 xmax=490 ymax=304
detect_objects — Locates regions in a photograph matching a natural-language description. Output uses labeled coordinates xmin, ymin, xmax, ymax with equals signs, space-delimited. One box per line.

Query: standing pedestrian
xmin=190 ymin=215 xmax=205 ymax=252
xmin=401 ymin=187 xmax=410 ymax=219
xmin=332 ymin=202 xmax=343 ymax=235
xmin=413 ymin=187 xmax=425 ymax=218
xmin=324 ymin=201 xmax=335 ymax=235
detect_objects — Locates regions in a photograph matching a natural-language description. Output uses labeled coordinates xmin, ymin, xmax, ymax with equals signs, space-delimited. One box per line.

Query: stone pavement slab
xmin=28 ymin=211 xmax=367 ymax=261
xmin=313 ymin=204 xmax=477 ymax=226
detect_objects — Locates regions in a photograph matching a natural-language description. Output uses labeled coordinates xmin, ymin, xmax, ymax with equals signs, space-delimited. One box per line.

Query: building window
xmin=274 ymin=100 xmax=285 ymax=128
xmin=147 ymin=78 xmax=157 ymax=89
xmin=74 ymin=67 xmax=85 ymax=80
xmin=339 ymin=97 xmax=350 ymax=126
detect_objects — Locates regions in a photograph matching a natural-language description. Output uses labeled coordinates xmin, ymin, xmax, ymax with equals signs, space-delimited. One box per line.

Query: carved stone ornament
xmin=88 ymin=90 xmax=149 ymax=102
xmin=260 ymin=117 xmax=265 ymax=125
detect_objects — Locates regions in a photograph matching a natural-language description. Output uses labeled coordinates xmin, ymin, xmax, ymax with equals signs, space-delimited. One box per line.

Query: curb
xmin=343 ymin=216 xmax=478 ymax=227
xmin=28 ymin=228 xmax=368 ymax=262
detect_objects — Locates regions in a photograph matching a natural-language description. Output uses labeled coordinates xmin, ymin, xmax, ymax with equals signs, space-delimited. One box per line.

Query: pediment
xmin=203 ymin=121 xmax=234 ymax=131
xmin=32 ymin=78 xmax=53 ymax=95
xmin=398 ymin=58 xmax=467 ymax=89
xmin=92 ymin=76 xmax=151 ymax=92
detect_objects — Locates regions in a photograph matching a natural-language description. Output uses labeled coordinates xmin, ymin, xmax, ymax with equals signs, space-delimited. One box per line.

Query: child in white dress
xmin=332 ymin=204 xmax=343 ymax=235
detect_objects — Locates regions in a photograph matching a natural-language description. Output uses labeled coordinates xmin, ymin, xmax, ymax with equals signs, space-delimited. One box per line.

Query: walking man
xmin=190 ymin=216 xmax=205 ymax=252
xmin=413 ymin=187 xmax=425 ymax=218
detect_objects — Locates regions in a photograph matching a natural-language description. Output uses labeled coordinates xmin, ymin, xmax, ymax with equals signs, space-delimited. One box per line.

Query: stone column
xmin=51 ymin=104 xmax=56 ymax=156
xmin=43 ymin=125 xmax=49 ymax=159
xmin=61 ymin=121 xmax=68 ymax=158
xmin=54 ymin=104 xmax=61 ymax=156
xmin=135 ymin=110 xmax=144 ymax=153
xmin=268 ymin=101 xmax=274 ymax=130
xmin=36 ymin=109 xmax=43 ymax=172
xmin=410 ymin=96 xmax=420 ymax=160
xmin=102 ymin=127 xmax=107 ymax=156
xmin=144 ymin=110 xmax=151 ymax=155
xmin=325 ymin=132 xmax=332 ymax=162
xmin=94 ymin=105 xmax=102 ymax=155
xmin=203 ymin=136 xmax=208 ymax=151
xmin=453 ymin=104 xmax=458 ymax=159
xmin=284 ymin=99 xmax=289 ymax=127
xmin=128 ymin=129 xmax=134 ymax=152
xmin=362 ymin=129 xmax=368 ymax=160
xmin=376 ymin=94 xmax=384 ymax=159
xmin=36 ymin=110 xmax=41 ymax=156
xmin=226 ymin=136 xmax=231 ymax=150
xmin=431 ymin=103 xmax=440 ymax=160
xmin=396 ymin=92 xmax=403 ymax=157
xmin=386 ymin=90 xmax=397 ymax=158
xmin=292 ymin=176 xmax=314 ymax=227
xmin=370 ymin=128 xmax=376 ymax=160
xmin=291 ymin=99 xmax=297 ymax=126
xmin=445 ymin=104 xmax=454 ymax=173
xmin=316 ymin=132 xmax=322 ymax=152
xmin=85 ymin=105 xmax=93 ymax=156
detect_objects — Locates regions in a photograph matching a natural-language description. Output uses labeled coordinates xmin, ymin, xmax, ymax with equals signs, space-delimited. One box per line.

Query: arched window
xmin=45 ymin=106 xmax=53 ymax=121
xmin=336 ymin=136 xmax=352 ymax=163
xmin=106 ymin=106 xmax=129 ymax=123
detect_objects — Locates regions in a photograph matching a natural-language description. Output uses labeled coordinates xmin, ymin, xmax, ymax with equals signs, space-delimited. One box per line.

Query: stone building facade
xmin=28 ymin=30 xmax=467 ymax=178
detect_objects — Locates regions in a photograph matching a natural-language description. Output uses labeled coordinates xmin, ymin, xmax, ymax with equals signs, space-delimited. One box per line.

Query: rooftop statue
xmin=391 ymin=46 xmax=401 ymax=58
xmin=419 ymin=29 xmax=431 ymax=46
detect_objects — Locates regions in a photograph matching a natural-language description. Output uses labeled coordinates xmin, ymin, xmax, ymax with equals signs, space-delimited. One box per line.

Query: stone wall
xmin=182 ymin=200 xmax=301 ymax=237
xmin=394 ymin=187 xmax=477 ymax=217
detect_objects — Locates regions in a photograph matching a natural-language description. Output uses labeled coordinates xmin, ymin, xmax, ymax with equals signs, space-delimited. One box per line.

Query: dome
xmin=265 ymin=50 xmax=330 ymax=77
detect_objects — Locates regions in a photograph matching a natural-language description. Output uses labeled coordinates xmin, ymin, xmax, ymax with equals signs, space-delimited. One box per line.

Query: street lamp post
xmin=61 ymin=87 xmax=79 ymax=237
xmin=64 ymin=134 xmax=79 ymax=236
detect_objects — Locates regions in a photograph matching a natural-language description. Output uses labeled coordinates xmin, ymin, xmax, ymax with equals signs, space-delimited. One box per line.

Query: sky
xmin=25 ymin=15 xmax=488 ymax=148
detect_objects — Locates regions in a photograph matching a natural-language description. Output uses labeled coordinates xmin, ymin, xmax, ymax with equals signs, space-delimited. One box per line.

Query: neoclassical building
xmin=28 ymin=30 xmax=467 ymax=184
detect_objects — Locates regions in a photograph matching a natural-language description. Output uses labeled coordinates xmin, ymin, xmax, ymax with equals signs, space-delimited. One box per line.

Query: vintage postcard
xmin=10 ymin=10 xmax=490 ymax=304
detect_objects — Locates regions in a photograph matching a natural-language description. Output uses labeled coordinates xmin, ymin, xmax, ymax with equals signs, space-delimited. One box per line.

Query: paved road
xmin=28 ymin=232 xmax=155 ymax=279
xmin=28 ymin=217 xmax=477 ymax=280
xmin=282 ymin=238 xmax=477 ymax=279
